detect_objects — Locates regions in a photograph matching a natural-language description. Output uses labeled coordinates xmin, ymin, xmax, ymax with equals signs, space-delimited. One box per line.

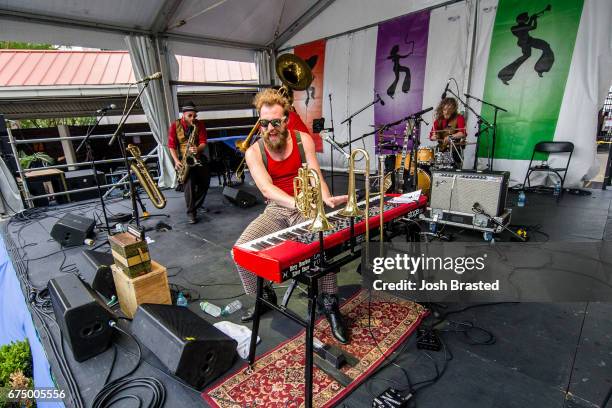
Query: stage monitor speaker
xmin=131 ymin=304 xmax=237 ymax=389
xmin=430 ymin=169 xmax=509 ymax=216
xmin=48 ymin=274 xmax=114 ymax=362
xmin=82 ymin=249 xmax=116 ymax=300
xmin=64 ymin=169 xmax=106 ymax=202
xmin=223 ymin=186 xmax=257 ymax=208
xmin=50 ymin=213 xmax=95 ymax=247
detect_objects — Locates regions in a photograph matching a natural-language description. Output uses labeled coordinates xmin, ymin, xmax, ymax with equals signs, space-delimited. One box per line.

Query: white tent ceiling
xmin=0 ymin=0 xmax=334 ymax=59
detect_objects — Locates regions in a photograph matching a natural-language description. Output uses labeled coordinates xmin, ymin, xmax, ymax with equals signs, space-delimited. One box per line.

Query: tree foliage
xmin=0 ymin=41 xmax=57 ymax=50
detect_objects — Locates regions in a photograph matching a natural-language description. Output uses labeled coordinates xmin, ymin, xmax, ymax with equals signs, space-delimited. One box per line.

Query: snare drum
xmin=417 ymin=147 xmax=434 ymax=165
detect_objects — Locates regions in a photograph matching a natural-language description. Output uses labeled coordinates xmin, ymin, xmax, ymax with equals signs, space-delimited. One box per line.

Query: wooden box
xmin=109 ymin=232 xmax=151 ymax=278
xmin=111 ymin=260 xmax=172 ymax=318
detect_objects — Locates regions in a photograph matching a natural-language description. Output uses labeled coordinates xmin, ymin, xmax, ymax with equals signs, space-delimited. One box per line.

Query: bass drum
xmin=416 ymin=168 xmax=431 ymax=198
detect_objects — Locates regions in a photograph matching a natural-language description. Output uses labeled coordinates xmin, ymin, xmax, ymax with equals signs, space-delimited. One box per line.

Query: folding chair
xmin=522 ymin=141 xmax=574 ymax=201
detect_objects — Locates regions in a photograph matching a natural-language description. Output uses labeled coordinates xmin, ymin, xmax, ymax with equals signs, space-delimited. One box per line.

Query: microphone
xmin=441 ymin=79 xmax=450 ymax=99
xmin=321 ymin=132 xmax=349 ymax=159
xmin=376 ymin=93 xmax=385 ymax=106
xmin=408 ymin=106 xmax=433 ymax=118
xmin=96 ymin=104 xmax=116 ymax=114
xmin=135 ymin=72 xmax=162 ymax=83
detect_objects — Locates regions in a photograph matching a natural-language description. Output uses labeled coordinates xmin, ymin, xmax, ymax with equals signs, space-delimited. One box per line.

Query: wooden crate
xmin=111 ymin=259 xmax=171 ymax=318
xmin=109 ymin=232 xmax=151 ymax=278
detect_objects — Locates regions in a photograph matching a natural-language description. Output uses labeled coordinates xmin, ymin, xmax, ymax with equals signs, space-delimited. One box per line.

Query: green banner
xmin=479 ymin=0 xmax=583 ymax=160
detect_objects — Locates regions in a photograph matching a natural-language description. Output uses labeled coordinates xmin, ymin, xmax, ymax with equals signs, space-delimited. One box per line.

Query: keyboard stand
xmin=247 ymin=230 xmax=361 ymax=408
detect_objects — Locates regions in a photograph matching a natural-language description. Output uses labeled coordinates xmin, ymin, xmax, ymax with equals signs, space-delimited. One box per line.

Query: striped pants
xmin=233 ymin=202 xmax=338 ymax=296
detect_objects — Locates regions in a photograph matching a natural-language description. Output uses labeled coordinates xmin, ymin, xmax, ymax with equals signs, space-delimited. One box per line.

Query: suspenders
xmin=257 ymin=130 xmax=306 ymax=170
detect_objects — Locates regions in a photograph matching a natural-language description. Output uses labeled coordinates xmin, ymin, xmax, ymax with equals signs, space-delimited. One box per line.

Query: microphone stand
xmin=465 ymin=93 xmax=507 ymax=171
xmin=108 ymin=78 xmax=154 ymax=235
xmin=76 ymin=109 xmax=112 ymax=234
xmin=446 ymin=88 xmax=492 ymax=171
xmin=328 ymin=93 xmax=336 ymax=195
xmin=340 ymin=96 xmax=382 ymax=155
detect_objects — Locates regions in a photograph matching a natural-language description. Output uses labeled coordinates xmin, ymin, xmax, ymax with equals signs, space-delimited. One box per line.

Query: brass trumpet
xmin=126 ymin=144 xmax=166 ymax=209
xmin=293 ymin=164 xmax=334 ymax=233
xmin=339 ymin=149 xmax=370 ymax=259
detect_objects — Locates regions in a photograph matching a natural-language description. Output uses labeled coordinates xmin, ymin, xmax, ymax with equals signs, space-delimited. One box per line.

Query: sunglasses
xmin=259 ymin=117 xmax=286 ymax=128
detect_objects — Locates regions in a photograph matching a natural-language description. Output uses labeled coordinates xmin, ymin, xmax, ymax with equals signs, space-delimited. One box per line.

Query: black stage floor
xmin=2 ymin=174 xmax=612 ymax=408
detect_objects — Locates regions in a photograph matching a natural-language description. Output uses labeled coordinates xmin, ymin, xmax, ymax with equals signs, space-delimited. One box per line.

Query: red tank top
xmin=265 ymin=131 xmax=303 ymax=196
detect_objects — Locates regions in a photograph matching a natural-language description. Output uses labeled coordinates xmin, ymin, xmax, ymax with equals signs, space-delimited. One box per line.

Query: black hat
xmin=181 ymin=101 xmax=197 ymax=113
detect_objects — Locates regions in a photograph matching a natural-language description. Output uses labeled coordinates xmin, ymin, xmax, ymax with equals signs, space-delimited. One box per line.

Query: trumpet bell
xmin=338 ymin=198 xmax=364 ymax=217
xmin=309 ymin=212 xmax=334 ymax=233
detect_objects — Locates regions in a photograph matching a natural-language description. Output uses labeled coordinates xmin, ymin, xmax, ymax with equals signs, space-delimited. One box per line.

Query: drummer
xmin=429 ymin=97 xmax=467 ymax=168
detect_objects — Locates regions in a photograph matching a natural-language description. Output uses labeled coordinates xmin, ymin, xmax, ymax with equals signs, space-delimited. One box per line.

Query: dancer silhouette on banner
xmin=386 ymin=42 xmax=414 ymax=99
xmin=498 ymin=4 xmax=554 ymax=85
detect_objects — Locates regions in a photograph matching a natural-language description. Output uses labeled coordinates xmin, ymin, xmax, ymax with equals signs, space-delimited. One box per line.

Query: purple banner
xmin=374 ymin=10 xmax=430 ymax=153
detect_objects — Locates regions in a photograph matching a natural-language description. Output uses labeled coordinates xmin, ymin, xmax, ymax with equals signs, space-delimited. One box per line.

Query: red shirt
xmin=265 ymin=130 xmax=303 ymax=196
xmin=168 ymin=118 xmax=207 ymax=149
xmin=287 ymin=111 xmax=310 ymax=134
xmin=429 ymin=114 xmax=466 ymax=140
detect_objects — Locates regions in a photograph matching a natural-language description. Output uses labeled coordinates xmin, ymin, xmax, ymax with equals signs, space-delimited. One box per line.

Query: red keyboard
xmin=232 ymin=195 xmax=427 ymax=282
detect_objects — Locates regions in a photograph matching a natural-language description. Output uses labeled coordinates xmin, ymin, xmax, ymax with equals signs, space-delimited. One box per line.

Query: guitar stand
xmin=247 ymin=231 xmax=361 ymax=408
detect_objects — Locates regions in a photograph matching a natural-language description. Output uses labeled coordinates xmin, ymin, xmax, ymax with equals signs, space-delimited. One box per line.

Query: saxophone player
xmin=168 ymin=101 xmax=211 ymax=224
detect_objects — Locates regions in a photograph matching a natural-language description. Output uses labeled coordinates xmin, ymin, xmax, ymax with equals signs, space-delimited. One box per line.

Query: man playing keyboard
xmin=232 ymin=88 xmax=349 ymax=344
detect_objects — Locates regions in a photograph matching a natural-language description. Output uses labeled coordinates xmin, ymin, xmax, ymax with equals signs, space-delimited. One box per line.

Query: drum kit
xmin=389 ymin=143 xmax=457 ymax=197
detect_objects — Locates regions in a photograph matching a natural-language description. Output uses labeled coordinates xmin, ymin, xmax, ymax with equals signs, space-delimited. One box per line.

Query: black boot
xmin=319 ymin=293 xmax=349 ymax=344
xmin=241 ymin=285 xmax=278 ymax=323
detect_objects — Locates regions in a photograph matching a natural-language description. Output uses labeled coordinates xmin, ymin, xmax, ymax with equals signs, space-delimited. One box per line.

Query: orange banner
xmin=293 ymin=39 xmax=326 ymax=152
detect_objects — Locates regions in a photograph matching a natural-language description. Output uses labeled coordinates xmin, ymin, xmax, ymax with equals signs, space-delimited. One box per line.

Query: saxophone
xmin=126 ymin=144 xmax=166 ymax=209
xmin=176 ymin=124 xmax=201 ymax=184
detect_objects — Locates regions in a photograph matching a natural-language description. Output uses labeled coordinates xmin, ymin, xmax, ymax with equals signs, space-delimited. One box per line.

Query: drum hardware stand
xmin=75 ymin=107 xmax=114 ymax=234
xmin=406 ymin=109 xmax=431 ymax=192
xmin=247 ymin=234 xmax=362 ymax=408
xmin=464 ymin=94 xmax=507 ymax=171
xmin=340 ymin=94 xmax=384 ymax=155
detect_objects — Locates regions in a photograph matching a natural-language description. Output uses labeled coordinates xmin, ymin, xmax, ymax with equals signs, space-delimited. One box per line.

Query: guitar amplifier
xmin=430 ymin=170 xmax=509 ymax=216
xmin=425 ymin=170 xmax=511 ymax=232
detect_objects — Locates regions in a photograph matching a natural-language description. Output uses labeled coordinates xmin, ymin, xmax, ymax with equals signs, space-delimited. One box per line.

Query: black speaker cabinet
xmin=48 ymin=274 xmax=114 ymax=362
xmin=64 ymin=169 xmax=106 ymax=202
xmin=82 ymin=250 xmax=116 ymax=300
xmin=223 ymin=186 xmax=257 ymax=208
xmin=131 ymin=304 xmax=237 ymax=389
xmin=50 ymin=213 xmax=95 ymax=246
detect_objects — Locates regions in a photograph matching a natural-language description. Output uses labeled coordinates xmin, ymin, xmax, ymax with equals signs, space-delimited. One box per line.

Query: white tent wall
xmin=281 ymin=0 xmax=461 ymax=50
xmin=420 ymin=1 xmax=472 ymax=148
xmin=283 ymin=0 xmax=611 ymax=187
xmin=313 ymin=2 xmax=472 ymax=173
xmin=462 ymin=0 xmax=497 ymax=175
xmin=125 ymin=35 xmax=176 ymax=188
xmin=320 ymin=28 xmax=378 ymax=173
xmin=466 ymin=0 xmax=612 ymax=187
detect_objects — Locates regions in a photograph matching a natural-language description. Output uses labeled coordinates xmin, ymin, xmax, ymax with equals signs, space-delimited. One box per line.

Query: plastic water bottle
xmin=200 ymin=301 xmax=221 ymax=317
xmin=176 ymin=292 xmax=188 ymax=307
xmin=429 ymin=222 xmax=437 ymax=233
xmin=518 ymin=191 xmax=526 ymax=207
xmin=553 ymin=181 xmax=561 ymax=197
xmin=221 ymin=300 xmax=243 ymax=316
xmin=483 ymin=231 xmax=493 ymax=242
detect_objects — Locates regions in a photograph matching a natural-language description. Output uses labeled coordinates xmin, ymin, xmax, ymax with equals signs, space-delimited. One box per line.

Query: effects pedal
xmin=416 ymin=328 xmax=442 ymax=351
xmin=372 ymin=387 xmax=412 ymax=408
